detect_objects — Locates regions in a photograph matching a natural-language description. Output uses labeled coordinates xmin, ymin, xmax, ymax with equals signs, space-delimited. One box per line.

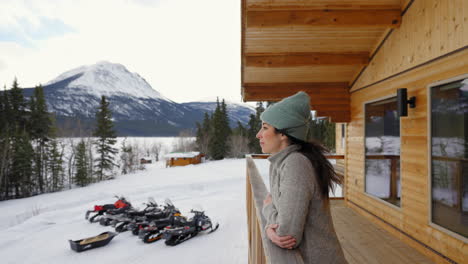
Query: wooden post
xmin=455 ymin=160 xmax=461 ymax=211
xmin=246 ymin=161 xmax=267 ymax=264
xmin=389 ymin=157 xmax=398 ymax=203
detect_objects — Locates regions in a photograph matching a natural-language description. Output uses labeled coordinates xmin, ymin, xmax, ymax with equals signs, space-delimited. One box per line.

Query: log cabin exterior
xmin=164 ymin=152 xmax=204 ymax=167
xmin=242 ymin=1 xmax=467 ymax=263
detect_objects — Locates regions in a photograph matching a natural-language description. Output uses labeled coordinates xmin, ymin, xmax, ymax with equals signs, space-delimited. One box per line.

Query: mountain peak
xmin=46 ymin=61 xmax=167 ymax=100
xmin=186 ymin=97 xmax=256 ymax=111
xmin=21 ymin=61 xmax=256 ymax=136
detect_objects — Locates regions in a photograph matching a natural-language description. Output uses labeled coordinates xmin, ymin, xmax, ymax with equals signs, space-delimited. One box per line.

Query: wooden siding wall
xmin=166 ymin=157 xmax=201 ymax=167
xmin=351 ymin=0 xmax=468 ymax=91
xmin=346 ymin=1 xmax=468 ymax=263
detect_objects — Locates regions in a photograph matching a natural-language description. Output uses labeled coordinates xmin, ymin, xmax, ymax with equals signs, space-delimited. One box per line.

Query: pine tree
xmin=228 ymin=121 xmax=249 ymax=158
xmin=195 ymin=112 xmax=212 ymax=157
xmin=208 ymin=99 xmax=222 ymax=160
xmin=29 ymin=85 xmax=53 ymax=139
xmin=8 ymin=78 xmax=27 ymax=133
xmin=93 ymin=96 xmax=117 ymax=181
xmin=0 ymin=86 xmax=11 ymax=199
xmin=74 ymin=140 xmax=90 ymax=187
xmin=29 ymin=84 xmax=54 ymax=193
xmin=10 ymin=131 xmax=34 ymax=198
xmin=1 ymin=86 xmax=11 ymax=135
xmin=0 ymin=86 xmax=6 ymax=133
xmin=120 ymin=139 xmax=134 ymax=175
xmin=310 ymin=119 xmax=335 ymax=152
xmin=232 ymin=121 xmax=247 ymax=136
xmin=7 ymin=80 xmax=34 ymax=198
xmin=48 ymin=140 xmax=63 ymax=192
xmin=208 ymin=98 xmax=231 ymax=160
xmin=220 ymin=99 xmax=231 ymax=145
xmin=247 ymin=102 xmax=264 ymax=153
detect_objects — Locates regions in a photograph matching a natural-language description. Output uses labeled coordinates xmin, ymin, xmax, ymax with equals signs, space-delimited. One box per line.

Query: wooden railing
xmin=246 ymin=155 xmax=345 ymax=264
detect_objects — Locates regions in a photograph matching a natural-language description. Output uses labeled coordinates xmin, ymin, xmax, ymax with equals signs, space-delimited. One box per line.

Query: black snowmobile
xmin=163 ymin=210 xmax=219 ymax=246
xmin=114 ymin=198 xmax=161 ymax=233
xmin=137 ymin=199 xmax=185 ymax=243
xmin=98 ymin=202 xmax=134 ymax=226
xmin=85 ymin=196 xmax=132 ymax=223
xmin=128 ymin=199 xmax=179 ymax=236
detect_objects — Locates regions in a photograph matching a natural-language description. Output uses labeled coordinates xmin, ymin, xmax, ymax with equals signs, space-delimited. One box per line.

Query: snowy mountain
xmin=21 ymin=61 xmax=255 ymax=136
xmin=45 ymin=61 xmax=167 ymax=100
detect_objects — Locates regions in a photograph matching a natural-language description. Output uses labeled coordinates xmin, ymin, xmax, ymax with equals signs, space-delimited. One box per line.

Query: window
xmin=365 ymin=97 xmax=401 ymax=207
xmin=431 ymin=77 xmax=468 ymax=238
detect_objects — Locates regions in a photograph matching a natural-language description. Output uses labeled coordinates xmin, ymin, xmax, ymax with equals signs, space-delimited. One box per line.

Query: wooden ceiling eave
xmin=245 ymin=52 xmax=370 ymax=67
xmin=242 ymin=82 xmax=351 ymax=122
xmin=246 ymin=9 xmax=401 ymax=28
xmin=241 ymin=1 xmax=403 ymax=123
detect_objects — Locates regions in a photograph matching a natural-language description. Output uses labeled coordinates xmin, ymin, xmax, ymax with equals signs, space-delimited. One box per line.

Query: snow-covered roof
xmin=164 ymin=152 xmax=200 ymax=159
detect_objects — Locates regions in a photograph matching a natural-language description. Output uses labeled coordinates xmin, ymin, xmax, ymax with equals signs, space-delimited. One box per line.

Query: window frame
xmin=427 ymin=73 xmax=468 ymax=242
xmin=363 ymin=95 xmax=403 ymax=211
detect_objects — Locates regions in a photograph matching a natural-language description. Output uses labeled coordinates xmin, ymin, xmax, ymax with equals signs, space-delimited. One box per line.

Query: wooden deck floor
xmin=330 ymin=200 xmax=434 ymax=264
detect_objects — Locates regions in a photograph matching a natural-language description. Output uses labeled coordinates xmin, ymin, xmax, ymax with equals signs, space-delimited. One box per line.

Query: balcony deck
xmin=247 ymin=156 xmax=435 ymax=264
xmin=330 ymin=199 xmax=434 ymax=264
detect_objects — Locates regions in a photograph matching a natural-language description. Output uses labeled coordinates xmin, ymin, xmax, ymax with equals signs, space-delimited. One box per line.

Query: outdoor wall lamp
xmin=397 ymin=88 xmax=416 ymax=117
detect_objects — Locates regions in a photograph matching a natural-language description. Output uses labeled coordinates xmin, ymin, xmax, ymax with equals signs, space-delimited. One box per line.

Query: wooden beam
xmin=246 ymin=3 xmax=402 ymax=11
xmin=245 ymin=52 xmax=369 ymax=67
xmin=242 ymin=82 xmax=349 ymax=101
xmin=246 ymin=9 xmax=401 ymax=28
xmin=242 ymin=82 xmax=350 ymax=122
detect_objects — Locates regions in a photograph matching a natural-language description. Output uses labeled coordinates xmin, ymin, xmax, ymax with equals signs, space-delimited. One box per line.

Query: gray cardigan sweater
xmin=262 ymin=145 xmax=347 ymax=264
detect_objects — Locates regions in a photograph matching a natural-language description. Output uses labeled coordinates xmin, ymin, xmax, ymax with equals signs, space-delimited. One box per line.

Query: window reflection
xmin=431 ymin=78 xmax=468 ymax=238
xmin=365 ymin=97 xmax=401 ymax=206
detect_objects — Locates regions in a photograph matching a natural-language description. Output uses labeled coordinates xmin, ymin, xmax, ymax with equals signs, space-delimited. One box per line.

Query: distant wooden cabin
xmin=242 ymin=1 xmax=467 ymax=264
xmin=140 ymin=158 xmax=152 ymax=165
xmin=164 ymin=152 xmax=204 ymax=167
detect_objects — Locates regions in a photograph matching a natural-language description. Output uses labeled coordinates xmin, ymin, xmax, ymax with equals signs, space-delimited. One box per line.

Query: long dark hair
xmin=275 ymin=129 xmax=343 ymax=199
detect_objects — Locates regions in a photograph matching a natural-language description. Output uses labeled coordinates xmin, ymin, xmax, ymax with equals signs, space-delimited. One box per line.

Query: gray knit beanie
xmin=260 ymin=91 xmax=313 ymax=142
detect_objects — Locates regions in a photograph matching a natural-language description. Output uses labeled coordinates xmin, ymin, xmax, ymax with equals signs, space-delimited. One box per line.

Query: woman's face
xmin=256 ymin=122 xmax=288 ymax=154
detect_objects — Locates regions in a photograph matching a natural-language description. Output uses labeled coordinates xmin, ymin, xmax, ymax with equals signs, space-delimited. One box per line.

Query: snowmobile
xmin=163 ymin=210 xmax=219 ymax=246
xmin=139 ymin=212 xmax=186 ymax=243
xmin=136 ymin=199 xmax=185 ymax=243
xmin=85 ymin=196 xmax=132 ymax=223
xmin=128 ymin=201 xmax=178 ymax=235
xmin=126 ymin=207 xmax=175 ymax=235
xmin=114 ymin=198 xmax=161 ymax=233
xmin=98 ymin=203 xmax=134 ymax=226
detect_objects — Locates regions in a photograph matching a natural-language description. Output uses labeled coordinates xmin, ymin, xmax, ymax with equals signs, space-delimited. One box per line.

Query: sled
xmin=69 ymin=232 xmax=117 ymax=252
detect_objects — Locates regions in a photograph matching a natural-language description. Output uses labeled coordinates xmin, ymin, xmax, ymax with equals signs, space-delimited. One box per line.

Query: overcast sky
xmin=0 ymin=0 xmax=242 ymax=103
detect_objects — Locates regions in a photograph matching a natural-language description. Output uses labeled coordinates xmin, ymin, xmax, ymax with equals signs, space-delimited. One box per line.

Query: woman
xmin=257 ymin=91 xmax=348 ymax=264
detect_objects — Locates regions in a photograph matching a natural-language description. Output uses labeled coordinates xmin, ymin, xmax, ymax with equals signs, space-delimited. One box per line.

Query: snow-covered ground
xmin=0 ymin=153 xmax=344 ymax=264
xmin=0 ymin=159 xmax=248 ymax=264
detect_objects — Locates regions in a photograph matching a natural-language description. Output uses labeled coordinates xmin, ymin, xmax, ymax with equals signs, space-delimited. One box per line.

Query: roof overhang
xmin=241 ymin=0 xmax=405 ymax=122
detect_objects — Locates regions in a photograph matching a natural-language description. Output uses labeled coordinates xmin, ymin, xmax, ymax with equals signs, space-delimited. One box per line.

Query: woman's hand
xmin=266 ymin=224 xmax=296 ymax=249
xmin=263 ymin=193 xmax=272 ymax=206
